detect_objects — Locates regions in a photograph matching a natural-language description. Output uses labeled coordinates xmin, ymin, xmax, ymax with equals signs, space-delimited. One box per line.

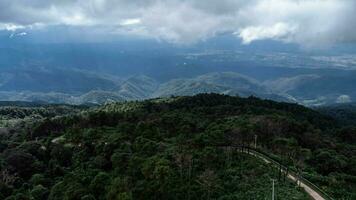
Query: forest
xmin=0 ymin=94 xmax=355 ymax=199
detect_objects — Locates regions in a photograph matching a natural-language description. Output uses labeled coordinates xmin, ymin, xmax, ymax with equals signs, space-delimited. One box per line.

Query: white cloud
xmin=336 ymin=95 xmax=352 ymax=104
xmin=0 ymin=0 xmax=355 ymax=46
xmin=0 ymin=23 xmax=25 ymax=31
xmin=17 ymin=32 xmax=27 ymax=36
xmin=139 ymin=1 xmax=231 ymax=43
xmin=237 ymin=22 xmax=298 ymax=44
xmin=9 ymin=32 xmax=27 ymax=38
xmin=120 ymin=18 xmax=141 ymax=26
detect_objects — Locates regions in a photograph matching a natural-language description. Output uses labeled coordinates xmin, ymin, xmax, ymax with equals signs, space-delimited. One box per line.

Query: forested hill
xmin=0 ymin=94 xmax=355 ymax=199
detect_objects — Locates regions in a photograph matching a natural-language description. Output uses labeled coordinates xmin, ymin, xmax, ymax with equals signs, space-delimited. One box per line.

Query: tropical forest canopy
xmin=0 ymin=94 xmax=355 ymax=199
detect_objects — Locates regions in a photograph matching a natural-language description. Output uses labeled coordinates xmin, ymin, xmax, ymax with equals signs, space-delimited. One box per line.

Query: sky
xmin=0 ymin=0 xmax=356 ymax=47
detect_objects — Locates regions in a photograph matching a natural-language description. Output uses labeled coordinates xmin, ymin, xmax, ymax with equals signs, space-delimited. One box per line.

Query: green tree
xmin=31 ymin=185 xmax=49 ymax=200
xmin=89 ymin=172 xmax=111 ymax=198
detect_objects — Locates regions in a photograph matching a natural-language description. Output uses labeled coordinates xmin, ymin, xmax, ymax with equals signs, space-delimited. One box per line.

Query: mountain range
xmin=0 ymin=66 xmax=355 ymax=106
xmin=1 ymin=34 xmax=356 ymax=106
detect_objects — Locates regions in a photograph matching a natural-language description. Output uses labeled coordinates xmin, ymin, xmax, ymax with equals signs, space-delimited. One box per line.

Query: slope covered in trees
xmin=0 ymin=94 xmax=355 ymax=199
xmin=0 ymin=102 xmax=87 ymax=128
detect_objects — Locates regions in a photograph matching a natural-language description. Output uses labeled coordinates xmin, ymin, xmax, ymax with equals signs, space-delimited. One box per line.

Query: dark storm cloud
xmin=0 ymin=0 xmax=355 ymax=46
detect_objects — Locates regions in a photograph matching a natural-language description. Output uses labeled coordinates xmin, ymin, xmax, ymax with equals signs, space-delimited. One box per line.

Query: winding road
xmin=238 ymin=147 xmax=331 ymax=200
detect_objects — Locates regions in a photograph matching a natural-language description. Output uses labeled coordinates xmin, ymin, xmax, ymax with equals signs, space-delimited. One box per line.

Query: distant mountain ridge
xmin=0 ymin=67 xmax=120 ymax=93
xmin=154 ymin=72 xmax=273 ymax=97
xmin=265 ymin=73 xmax=356 ymax=105
xmin=0 ymin=67 xmax=355 ymax=106
xmin=0 ymin=70 xmax=290 ymax=104
xmin=118 ymin=75 xmax=159 ymax=100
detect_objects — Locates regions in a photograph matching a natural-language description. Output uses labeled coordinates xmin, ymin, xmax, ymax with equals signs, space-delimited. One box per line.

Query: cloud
xmin=9 ymin=32 xmax=27 ymax=38
xmin=336 ymin=95 xmax=352 ymax=104
xmin=0 ymin=23 xmax=26 ymax=31
xmin=237 ymin=22 xmax=298 ymax=44
xmin=0 ymin=0 xmax=355 ymax=46
xmin=17 ymin=32 xmax=27 ymax=36
xmin=120 ymin=18 xmax=141 ymax=26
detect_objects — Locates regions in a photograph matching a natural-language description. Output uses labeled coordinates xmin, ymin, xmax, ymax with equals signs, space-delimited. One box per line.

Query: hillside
xmin=0 ymin=94 xmax=355 ymax=199
xmin=318 ymin=103 xmax=356 ymax=126
xmin=266 ymin=73 xmax=356 ymax=106
xmin=0 ymin=102 xmax=87 ymax=128
xmin=154 ymin=72 xmax=272 ymax=97
xmin=0 ymin=68 xmax=120 ymax=93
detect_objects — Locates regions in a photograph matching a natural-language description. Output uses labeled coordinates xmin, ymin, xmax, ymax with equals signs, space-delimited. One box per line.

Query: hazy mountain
xmin=265 ymin=74 xmax=321 ymax=94
xmin=117 ymin=75 xmax=159 ymax=100
xmin=0 ymin=69 xmax=349 ymax=106
xmin=0 ymin=63 xmax=355 ymax=106
xmin=1 ymin=33 xmax=356 ymax=107
xmin=266 ymin=72 xmax=356 ymax=106
xmin=153 ymin=72 xmax=289 ymax=101
xmin=196 ymin=72 xmax=268 ymax=93
xmin=0 ymin=68 xmax=120 ymax=93
xmin=155 ymin=79 xmax=231 ymax=97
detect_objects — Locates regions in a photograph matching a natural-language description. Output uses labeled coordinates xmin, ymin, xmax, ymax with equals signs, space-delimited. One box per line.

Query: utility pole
xmin=254 ymin=134 xmax=257 ymax=148
xmin=272 ymin=179 xmax=275 ymax=200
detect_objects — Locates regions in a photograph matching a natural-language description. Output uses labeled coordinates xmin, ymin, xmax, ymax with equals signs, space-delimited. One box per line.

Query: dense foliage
xmin=0 ymin=102 xmax=87 ymax=128
xmin=318 ymin=103 xmax=356 ymax=126
xmin=0 ymin=94 xmax=355 ymax=199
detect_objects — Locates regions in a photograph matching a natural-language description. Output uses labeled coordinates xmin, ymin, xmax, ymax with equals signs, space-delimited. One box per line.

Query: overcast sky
xmin=0 ymin=0 xmax=355 ymax=47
